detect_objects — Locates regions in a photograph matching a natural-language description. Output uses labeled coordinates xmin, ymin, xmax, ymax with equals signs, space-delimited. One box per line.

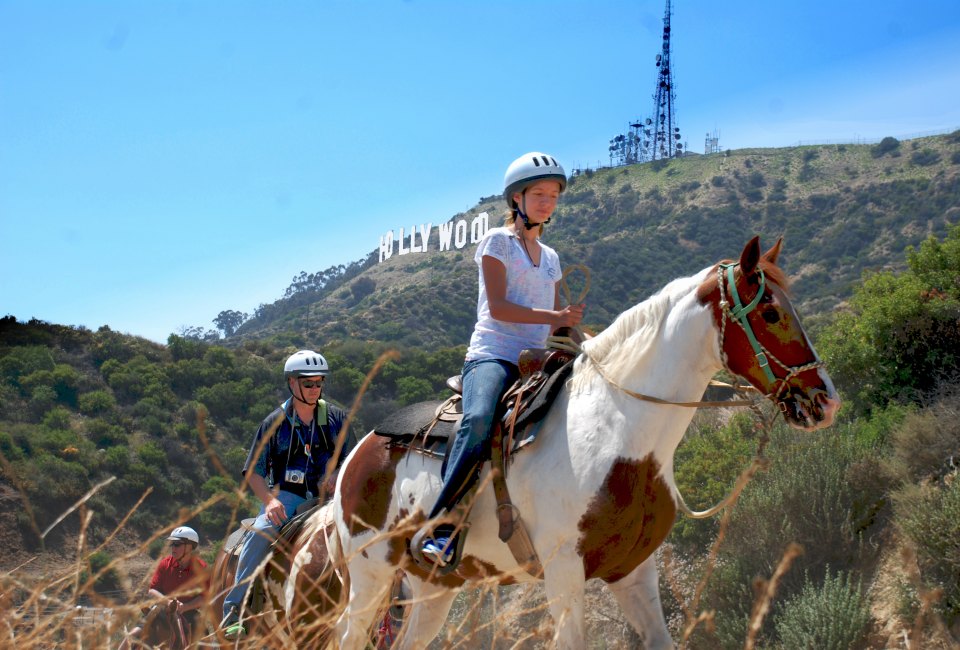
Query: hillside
xmin=231 ymin=131 xmax=960 ymax=348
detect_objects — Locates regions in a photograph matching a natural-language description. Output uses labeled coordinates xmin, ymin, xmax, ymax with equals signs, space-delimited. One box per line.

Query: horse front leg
xmin=542 ymin=554 xmax=588 ymax=650
xmin=607 ymin=553 xmax=674 ymax=650
xmin=392 ymin=578 xmax=457 ymax=650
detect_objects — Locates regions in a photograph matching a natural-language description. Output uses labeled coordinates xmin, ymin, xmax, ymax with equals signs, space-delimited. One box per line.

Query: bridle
xmin=716 ymin=262 xmax=825 ymax=410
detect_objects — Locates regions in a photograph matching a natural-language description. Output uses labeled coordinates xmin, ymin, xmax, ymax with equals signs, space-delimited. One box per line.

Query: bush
xmin=86 ymin=418 xmax=127 ymax=447
xmin=702 ymin=426 xmax=880 ymax=642
xmin=42 ymin=407 xmax=72 ymax=430
xmin=0 ymin=346 xmax=55 ymax=385
xmin=872 ymin=136 xmax=900 ymax=158
xmin=87 ymin=550 xmax=124 ymax=595
xmin=29 ymin=385 xmax=57 ymax=417
xmin=819 ymin=225 xmax=960 ymax=414
xmin=671 ymin=412 xmax=757 ymax=551
xmin=774 ymin=568 xmax=872 ymax=649
xmin=893 ymin=479 xmax=960 ymax=621
xmin=78 ymin=390 xmax=116 ymax=416
xmin=395 ymin=376 xmax=435 ymax=405
xmin=910 ymin=149 xmax=941 ymax=167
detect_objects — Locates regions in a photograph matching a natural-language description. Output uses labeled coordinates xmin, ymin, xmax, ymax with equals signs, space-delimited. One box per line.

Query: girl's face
xmin=514 ymin=179 xmax=561 ymax=223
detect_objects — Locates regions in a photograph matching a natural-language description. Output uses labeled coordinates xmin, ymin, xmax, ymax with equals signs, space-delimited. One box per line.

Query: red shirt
xmin=149 ymin=555 xmax=210 ymax=598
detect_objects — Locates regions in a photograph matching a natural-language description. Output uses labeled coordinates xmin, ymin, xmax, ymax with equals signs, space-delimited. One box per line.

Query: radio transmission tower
xmin=647 ymin=0 xmax=682 ymax=160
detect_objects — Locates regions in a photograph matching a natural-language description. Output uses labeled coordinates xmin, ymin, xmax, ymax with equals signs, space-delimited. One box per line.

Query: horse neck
xmin=576 ymin=272 xmax=722 ymax=459
xmin=583 ymin=270 xmax=720 ymax=397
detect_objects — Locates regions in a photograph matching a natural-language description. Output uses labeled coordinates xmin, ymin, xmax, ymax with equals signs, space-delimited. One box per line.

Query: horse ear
xmin=739 ymin=236 xmax=761 ymax=276
xmin=763 ymin=237 xmax=783 ymax=265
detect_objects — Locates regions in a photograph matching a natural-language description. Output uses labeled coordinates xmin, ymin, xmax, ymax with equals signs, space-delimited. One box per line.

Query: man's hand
xmin=264 ymin=496 xmax=287 ymax=526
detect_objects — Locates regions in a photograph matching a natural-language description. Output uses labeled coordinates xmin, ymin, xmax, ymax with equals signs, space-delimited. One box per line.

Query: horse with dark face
xmin=140 ymin=599 xmax=188 ymax=649
xmin=331 ymin=237 xmax=840 ymax=649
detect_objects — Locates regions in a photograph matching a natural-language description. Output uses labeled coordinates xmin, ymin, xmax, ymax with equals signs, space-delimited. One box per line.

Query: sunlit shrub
xmin=78 ymin=389 xmax=117 ymax=416
xmin=774 ymin=568 xmax=871 ymax=650
xmin=893 ymin=479 xmax=960 ymax=622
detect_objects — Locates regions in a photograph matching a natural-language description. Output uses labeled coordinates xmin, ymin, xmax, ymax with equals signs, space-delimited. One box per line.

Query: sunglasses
xmin=299 ymin=379 xmax=324 ymax=389
xmin=170 ymin=541 xmax=186 ymax=548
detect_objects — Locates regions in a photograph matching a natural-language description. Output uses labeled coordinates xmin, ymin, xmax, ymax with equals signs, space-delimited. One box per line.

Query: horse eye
xmin=762 ymin=309 xmax=780 ymax=324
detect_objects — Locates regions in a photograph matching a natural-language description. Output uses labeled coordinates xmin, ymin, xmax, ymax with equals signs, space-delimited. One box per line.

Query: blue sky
xmin=2 ymin=1 xmax=959 ymax=344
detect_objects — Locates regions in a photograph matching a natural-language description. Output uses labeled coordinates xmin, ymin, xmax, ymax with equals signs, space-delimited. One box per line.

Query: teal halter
xmin=720 ymin=262 xmax=776 ymax=385
xmin=717 ymin=261 xmax=827 ymax=407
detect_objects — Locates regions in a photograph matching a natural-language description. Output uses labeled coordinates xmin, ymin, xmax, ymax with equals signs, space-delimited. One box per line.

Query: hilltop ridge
xmin=229 ymin=131 xmax=960 ymax=348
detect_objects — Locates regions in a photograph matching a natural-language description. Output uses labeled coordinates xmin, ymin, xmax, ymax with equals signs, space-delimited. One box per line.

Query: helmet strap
xmin=289 ymin=378 xmax=320 ymax=406
xmin=517 ymin=193 xmax=549 ymax=231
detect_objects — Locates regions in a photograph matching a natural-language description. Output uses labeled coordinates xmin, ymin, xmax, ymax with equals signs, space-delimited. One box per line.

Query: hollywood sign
xmin=378 ymin=212 xmax=490 ymax=263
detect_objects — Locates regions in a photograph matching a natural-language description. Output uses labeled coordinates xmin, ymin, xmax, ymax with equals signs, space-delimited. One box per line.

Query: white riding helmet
xmin=503 ymin=152 xmax=567 ymax=209
xmin=284 ymin=349 xmax=329 ymax=379
xmin=167 ymin=526 xmax=199 ymax=545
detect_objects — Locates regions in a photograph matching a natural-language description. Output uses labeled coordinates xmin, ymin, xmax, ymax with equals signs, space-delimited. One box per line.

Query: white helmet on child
xmin=503 ymin=152 xmax=567 ymax=209
xmin=284 ymin=350 xmax=329 ymax=379
xmin=167 ymin=526 xmax=199 ymax=545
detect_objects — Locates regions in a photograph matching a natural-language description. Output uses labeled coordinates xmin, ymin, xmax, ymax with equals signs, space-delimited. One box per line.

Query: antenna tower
xmin=648 ymin=0 xmax=682 ymax=160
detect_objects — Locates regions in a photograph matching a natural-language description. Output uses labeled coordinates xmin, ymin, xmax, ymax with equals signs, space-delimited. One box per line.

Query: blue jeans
xmin=429 ymin=358 xmax=519 ymax=519
xmin=222 ymin=489 xmax=307 ymax=618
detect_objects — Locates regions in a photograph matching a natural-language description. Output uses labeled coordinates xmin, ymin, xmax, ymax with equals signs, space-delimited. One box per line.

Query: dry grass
xmin=3 ymin=373 xmax=959 ymax=649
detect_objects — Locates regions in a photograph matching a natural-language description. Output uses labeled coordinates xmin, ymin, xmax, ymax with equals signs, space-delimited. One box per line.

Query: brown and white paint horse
xmin=209 ymin=506 xmax=344 ymax=646
xmin=331 ymin=237 xmax=840 ymax=649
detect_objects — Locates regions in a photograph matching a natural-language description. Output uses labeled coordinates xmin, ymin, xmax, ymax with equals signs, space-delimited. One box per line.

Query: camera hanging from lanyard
xmin=284 ymin=417 xmax=315 ymax=486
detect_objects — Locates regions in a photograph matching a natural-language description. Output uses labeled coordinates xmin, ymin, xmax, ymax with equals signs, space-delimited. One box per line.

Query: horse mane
xmin=575 ymin=271 xmax=707 ymax=390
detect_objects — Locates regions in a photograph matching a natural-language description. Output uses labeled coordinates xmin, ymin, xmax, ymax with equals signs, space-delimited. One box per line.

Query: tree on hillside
xmin=213 ymin=309 xmax=249 ymax=337
xmin=819 ymin=224 xmax=960 ymax=414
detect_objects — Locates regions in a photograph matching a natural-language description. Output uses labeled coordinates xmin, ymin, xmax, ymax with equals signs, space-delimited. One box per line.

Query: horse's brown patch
xmin=338 ymin=434 xmax=406 ymax=536
xmin=577 ymin=454 xmax=676 ymax=583
xmin=288 ymin=522 xmax=342 ymax=619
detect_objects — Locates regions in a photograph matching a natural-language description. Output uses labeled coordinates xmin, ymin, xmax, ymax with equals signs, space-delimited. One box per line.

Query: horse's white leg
xmin=607 ymin=554 xmax=674 ymax=650
xmin=393 ymin=579 xmax=457 ymax=650
xmin=336 ymin=556 xmax=393 ymax=650
xmin=542 ymin=555 xmax=588 ymax=650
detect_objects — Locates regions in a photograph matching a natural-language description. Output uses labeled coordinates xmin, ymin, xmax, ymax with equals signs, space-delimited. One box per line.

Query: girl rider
xmin=420 ymin=152 xmax=584 ymax=567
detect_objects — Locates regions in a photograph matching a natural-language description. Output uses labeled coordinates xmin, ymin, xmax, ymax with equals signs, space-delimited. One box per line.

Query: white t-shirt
xmin=466 ymin=226 xmax=562 ymax=363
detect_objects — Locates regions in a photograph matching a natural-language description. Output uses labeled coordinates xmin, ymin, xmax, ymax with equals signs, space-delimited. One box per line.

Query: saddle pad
xmin=374 ymin=398 xmax=462 ymax=442
xmin=224 ymin=518 xmax=257 ymax=555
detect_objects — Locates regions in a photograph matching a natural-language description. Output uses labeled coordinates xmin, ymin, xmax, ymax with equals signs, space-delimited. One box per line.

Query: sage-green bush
xmin=893 ymin=479 xmax=960 ymax=622
xmin=774 ymin=568 xmax=871 ymax=650
xmin=699 ymin=424 xmax=882 ymax=646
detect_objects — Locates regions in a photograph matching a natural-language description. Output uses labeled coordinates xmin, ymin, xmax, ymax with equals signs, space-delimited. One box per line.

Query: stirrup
xmin=410 ymin=525 xmax=469 ymax=576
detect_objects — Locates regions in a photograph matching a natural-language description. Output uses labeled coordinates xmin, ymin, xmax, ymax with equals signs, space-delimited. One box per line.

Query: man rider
xmin=119 ymin=526 xmax=209 ymax=649
xmin=220 ymin=349 xmax=357 ymax=639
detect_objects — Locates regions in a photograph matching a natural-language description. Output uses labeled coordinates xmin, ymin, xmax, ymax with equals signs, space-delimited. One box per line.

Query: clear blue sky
xmin=2 ymin=1 xmax=959 ymax=343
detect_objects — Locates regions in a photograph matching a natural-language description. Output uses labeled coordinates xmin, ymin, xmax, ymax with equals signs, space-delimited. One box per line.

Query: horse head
xmin=141 ymin=599 xmax=183 ymax=649
xmin=699 ymin=236 xmax=840 ymax=430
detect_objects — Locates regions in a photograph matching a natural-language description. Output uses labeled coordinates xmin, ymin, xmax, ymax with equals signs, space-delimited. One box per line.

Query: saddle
xmin=373 ymin=343 xmax=578 ymax=577
xmin=223 ymin=500 xmax=323 ymax=557
xmin=374 ymin=346 xmax=576 ymax=456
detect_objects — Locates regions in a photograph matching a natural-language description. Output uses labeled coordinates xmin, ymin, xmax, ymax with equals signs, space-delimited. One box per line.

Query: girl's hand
xmin=554 ymin=303 xmax=584 ymax=328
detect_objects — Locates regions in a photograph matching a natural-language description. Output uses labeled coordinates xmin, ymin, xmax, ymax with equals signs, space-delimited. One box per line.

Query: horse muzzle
xmin=777 ymin=386 xmax=840 ymax=431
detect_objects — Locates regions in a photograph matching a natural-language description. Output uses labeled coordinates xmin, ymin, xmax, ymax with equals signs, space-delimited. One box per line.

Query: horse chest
xmin=576 ymin=454 xmax=676 ymax=583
